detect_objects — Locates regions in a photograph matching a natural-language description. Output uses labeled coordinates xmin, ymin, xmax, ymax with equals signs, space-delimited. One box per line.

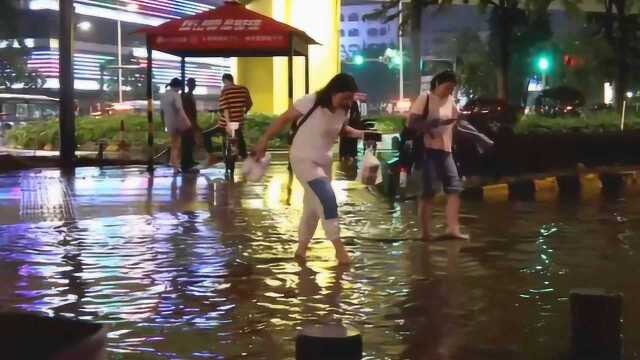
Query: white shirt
xmin=160 ymin=89 xmax=184 ymax=133
xmin=410 ymin=92 xmax=459 ymax=152
xmin=290 ymin=94 xmax=349 ymax=165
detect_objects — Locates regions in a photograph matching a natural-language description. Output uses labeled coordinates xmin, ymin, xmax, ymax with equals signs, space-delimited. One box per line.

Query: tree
xmin=589 ymin=0 xmax=640 ymax=111
xmin=366 ymin=0 xmax=453 ymax=98
xmin=480 ymin=0 xmax=566 ymax=103
xmin=366 ymin=0 xmax=574 ymax=103
xmin=546 ymin=29 xmax=616 ymax=104
xmin=343 ymin=45 xmax=398 ymax=106
xmin=437 ymin=29 xmax=497 ymax=98
xmin=506 ymin=8 xmax=554 ymax=104
xmin=0 ymin=0 xmax=45 ymax=89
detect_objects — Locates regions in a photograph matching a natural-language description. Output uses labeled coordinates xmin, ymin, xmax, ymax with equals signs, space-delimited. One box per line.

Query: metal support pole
xmin=146 ymin=41 xmax=154 ymax=172
xmin=288 ymin=36 xmax=294 ymax=106
xmin=117 ymin=20 xmax=123 ymax=103
xmin=180 ymin=57 xmax=186 ymax=93
xmin=59 ymin=0 xmax=76 ymax=167
xmin=621 ymin=100 xmax=627 ymax=131
xmin=398 ymin=1 xmax=404 ymax=100
xmin=304 ymin=54 xmax=310 ymax=95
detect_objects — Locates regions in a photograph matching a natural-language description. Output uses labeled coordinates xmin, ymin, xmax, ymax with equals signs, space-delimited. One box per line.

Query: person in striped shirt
xmin=202 ymin=74 xmax=253 ymax=164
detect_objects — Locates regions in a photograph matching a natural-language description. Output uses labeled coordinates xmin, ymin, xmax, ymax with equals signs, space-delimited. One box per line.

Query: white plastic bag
xmin=358 ymin=148 xmax=382 ymax=185
xmin=242 ymin=153 xmax=271 ymax=182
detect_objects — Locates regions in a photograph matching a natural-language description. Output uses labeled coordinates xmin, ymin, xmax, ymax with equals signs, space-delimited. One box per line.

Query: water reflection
xmin=398 ymin=241 xmax=467 ymax=359
xmin=0 ymin=166 xmax=639 ymax=358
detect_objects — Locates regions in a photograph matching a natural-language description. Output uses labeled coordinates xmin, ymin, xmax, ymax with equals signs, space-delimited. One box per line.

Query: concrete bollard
xmin=296 ymin=324 xmax=362 ymax=360
xmin=508 ymin=179 xmax=536 ymax=200
xmin=556 ymin=175 xmax=581 ymax=195
xmin=570 ymin=289 xmax=623 ymax=360
xmin=0 ymin=312 xmax=107 ymax=360
xmin=461 ymin=186 xmax=484 ymax=201
xmin=599 ymin=173 xmax=624 ymax=195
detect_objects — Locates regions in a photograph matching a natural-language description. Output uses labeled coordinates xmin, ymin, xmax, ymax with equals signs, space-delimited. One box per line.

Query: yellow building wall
xmin=236 ymin=0 xmax=341 ymax=114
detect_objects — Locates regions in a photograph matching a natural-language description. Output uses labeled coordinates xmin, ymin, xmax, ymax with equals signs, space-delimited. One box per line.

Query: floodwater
xmin=0 ymin=163 xmax=638 ymax=359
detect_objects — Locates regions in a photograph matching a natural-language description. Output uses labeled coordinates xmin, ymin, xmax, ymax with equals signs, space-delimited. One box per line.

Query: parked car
xmin=534 ymin=86 xmax=584 ymax=117
xmin=590 ymin=103 xmax=614 ymax=112
xmin=459 ymin=98 xmax=520 ymax=136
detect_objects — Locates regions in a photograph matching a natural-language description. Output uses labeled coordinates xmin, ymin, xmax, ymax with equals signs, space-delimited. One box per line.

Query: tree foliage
xmin=437 ymin=29 xmax=497 ymax=98
xmin=0 ymin=0 xmax=46 ymax=89
xmin=365 ymin=0 xmax=453 ymax=98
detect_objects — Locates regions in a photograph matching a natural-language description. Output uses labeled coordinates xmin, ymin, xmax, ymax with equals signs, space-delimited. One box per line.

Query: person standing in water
xmin=408 ymin=70 xmax=469 ymax=241
xmin=254 ymin=73 xmax=371 ymax=264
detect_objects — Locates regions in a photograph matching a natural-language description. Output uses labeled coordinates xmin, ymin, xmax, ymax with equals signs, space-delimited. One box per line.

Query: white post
xmin=620 ymin=100 xmax=627 ymax=131
xmin=117 ymin=20 xmax=123 ymax=104
xmin=398 ymin=1 xmax=404 ymax=100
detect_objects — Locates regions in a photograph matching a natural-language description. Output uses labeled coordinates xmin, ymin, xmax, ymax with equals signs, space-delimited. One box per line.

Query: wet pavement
xmin=0 ymin=162 xmax=639 ymax=359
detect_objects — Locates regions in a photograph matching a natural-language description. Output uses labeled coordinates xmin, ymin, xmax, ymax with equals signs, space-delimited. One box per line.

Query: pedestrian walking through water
xmin=408 ymin=70 xmax=469 ymax=241
xmin=254 ymin=73 xmax=372 ymax=264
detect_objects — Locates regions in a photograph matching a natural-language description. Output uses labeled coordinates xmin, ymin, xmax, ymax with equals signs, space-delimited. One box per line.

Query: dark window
xmin=367 ymin=28 xmax=379 ymax=37
xmin=348 ymin=29 xmax=359 ymax=37
xmin=348 ymin=13 xmax=359 ymax=22
xmin=340 ymin=29 xmax=345 ymax=37
xmin=380 ymin=27 xmax=388 ymax=36
xmin=340 ymin=14 xmax=344 ymax=22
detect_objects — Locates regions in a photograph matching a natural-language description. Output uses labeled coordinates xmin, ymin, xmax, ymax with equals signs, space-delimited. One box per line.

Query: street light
xmin=353 ymin=54 xmax=364 ymax=66
xmin=77 ymin=21 xmax=92 ymax=32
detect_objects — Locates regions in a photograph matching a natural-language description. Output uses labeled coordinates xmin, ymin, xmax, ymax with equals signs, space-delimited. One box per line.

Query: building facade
xmin=4 ymin=0 xmax=233 ymax=113
xmin=340 ymin=4 xmax=398 ymax=60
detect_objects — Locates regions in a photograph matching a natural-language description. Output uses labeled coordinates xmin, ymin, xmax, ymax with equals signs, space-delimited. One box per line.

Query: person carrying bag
xmin=407 ymin=70 xmax=468 ymax=241
xmin=254 ymin=74 xmax=370 ymax=264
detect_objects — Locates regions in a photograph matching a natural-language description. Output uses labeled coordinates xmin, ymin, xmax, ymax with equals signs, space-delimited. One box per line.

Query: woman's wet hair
xmin=430 ymin=70 xmax=457 ymax=91
xmin=315 ymin=73 xmax=358 ymax=108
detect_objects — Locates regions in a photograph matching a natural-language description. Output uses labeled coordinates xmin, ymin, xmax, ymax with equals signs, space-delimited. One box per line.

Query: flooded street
xmin=0 ymin=163 xmax=639 ymax=359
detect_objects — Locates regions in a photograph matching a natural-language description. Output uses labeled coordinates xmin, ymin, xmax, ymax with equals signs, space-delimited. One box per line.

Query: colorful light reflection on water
xmin=0 ymin=165 xmax=639 ymax=359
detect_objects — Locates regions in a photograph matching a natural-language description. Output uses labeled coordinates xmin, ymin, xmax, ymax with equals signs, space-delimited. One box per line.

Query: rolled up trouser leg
xmin=291 ymin=159 xmax=340 ymax=241
xmin=306 ymin=177 xmax=340 ymax=241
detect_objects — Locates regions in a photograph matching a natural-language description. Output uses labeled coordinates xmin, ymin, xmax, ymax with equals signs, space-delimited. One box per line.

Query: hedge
xmin=6 ymin=111 xmax=638 ymax=151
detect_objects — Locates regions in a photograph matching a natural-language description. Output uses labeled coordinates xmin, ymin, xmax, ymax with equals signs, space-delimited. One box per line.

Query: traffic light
xmin=563 ymin=54 xmax=583 ymax=68
xmin=537 ymin=56 xmax=550 ymax=72
xmin=353 ymin=54 xmax=364 ymax=66
xmin=391 ymin=53 xmax=402 ymax=66
xmin=383 ymin=48 xmax=402 ymax=69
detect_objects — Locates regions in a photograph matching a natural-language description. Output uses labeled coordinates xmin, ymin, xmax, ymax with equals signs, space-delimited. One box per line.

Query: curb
xmin=462 ymin=170 xmax=640 ymax=201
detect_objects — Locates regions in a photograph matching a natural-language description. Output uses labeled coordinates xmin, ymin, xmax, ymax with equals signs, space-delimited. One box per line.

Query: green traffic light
xmin=353 ymin=55 xmax=364 ymax=65
xmin=538 ymin=57 xmax=550 ymax=71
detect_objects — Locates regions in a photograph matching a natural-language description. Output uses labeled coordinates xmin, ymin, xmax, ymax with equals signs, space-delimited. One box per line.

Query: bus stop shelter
xmin=135 ymin=0 xmax=318 ymax=169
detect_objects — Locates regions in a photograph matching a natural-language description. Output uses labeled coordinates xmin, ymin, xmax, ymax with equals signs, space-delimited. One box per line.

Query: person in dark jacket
xmin=181 ymin=78 xmax=201 ymax=173
xmin=339 ymin=101 xmax=364 ymax=161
